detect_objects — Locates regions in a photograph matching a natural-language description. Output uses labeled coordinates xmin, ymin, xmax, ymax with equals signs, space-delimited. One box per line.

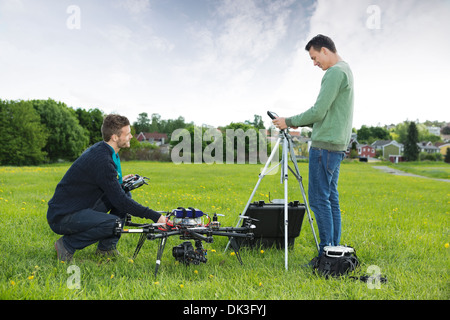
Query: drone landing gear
xmin=152 ymin=237 xmax=244 ymax=277
xmin=154 ymin=237 xmax=168 ymax=278
xmin=228 ymin=237 xmax=243 ymax=265
xmin=133 ymin=233 xmax=147 ymax=260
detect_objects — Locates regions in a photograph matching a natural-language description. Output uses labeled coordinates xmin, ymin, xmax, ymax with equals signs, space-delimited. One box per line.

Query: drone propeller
xmin=239 ymin=215 xmax=259 ymax=222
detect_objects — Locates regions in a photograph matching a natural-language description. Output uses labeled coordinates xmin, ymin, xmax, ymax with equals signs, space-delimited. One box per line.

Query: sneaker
xmin=55 ymin=237 xmax=73 ymax=262
xmin=96 ymin=248 xmax=121 ymax=257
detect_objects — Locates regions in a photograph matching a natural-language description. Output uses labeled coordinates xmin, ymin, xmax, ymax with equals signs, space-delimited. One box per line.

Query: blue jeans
xmin=308 ymin=148 xmax=345 ymax=256
xmin=49 ymin=193 xmax=130 ymax=254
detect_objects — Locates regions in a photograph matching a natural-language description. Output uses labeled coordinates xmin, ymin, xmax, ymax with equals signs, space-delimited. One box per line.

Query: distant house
xmin=426 ymin=126 xmax=441 ymax=136
xmin=135 ymin=132 xmax=168 ymax=146
xmin=389 ymin=155 xmax=404 ymax=163
xmin=359 ymin=144 xmax=376 ymax=158
xmin=371 ymin=140 xmax=391 ymax=151
xmin=436 ymin=142 xmax=450 ymax=156
xmin=372 ymin=140 xmax=404 ymax=162
xmin=417 ymin=141 xmax=439 ymax=154
xmin=344 ymin=138 xmax=376 ymax=159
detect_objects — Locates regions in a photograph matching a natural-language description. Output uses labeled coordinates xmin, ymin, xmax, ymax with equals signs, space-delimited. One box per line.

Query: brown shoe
xmin=55 ymin=237 xmax=73 ymax=262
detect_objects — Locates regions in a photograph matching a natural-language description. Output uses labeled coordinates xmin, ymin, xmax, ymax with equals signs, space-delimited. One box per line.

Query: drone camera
xmin=172 ymin=241 xmax=207 ymax=265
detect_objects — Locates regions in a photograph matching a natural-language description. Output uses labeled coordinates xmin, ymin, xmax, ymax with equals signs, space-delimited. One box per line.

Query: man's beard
xmin=117 ymin=140 xmax=130 ymax=149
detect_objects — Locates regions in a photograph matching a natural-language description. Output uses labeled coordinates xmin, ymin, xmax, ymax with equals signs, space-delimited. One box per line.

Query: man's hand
xmin=272 ymin=117 xmax=298 ymax=130
xmin=272 ymin=117 xmax=288 ymax=130
xmin=156 ymin=215 xmax=168 ymax=227
xmin=123 ymin=174 xmax=134 ymax=181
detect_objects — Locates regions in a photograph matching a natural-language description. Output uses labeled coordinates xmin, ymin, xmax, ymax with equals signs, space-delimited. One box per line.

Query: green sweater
xmin=286 ymin=61 xmax=354 ymax=151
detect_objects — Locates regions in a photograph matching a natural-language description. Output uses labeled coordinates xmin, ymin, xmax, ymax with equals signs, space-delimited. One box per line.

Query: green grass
xmin=389 ymin=161 xmax=450 ymax=180
xmin=0 ymin=161 xmax=449 ymax=300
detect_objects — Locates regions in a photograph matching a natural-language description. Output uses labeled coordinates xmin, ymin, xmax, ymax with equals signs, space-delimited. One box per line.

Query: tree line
xmin=1 ymin=98 xmax=448 ymax=165
xmin=1 ymin=99 xmax=104 ymax=165
xmin=0 ymin=99 xmax=267 ymax=165
xmin=132 ymin=112 xmax=265 ymax=139
xmin=356 ymin=122 xmax=447 ymax=145
xmin=355 ymin=121 xmax=449 ymax=162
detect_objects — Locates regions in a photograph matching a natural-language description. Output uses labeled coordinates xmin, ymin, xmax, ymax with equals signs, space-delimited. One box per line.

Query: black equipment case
xmin=239 ymin=200 xmax=305 ymax=249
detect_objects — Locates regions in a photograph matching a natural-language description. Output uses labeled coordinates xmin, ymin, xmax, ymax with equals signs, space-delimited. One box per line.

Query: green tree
xmin=357 ymin=125 xmax=371 ymax=142
xmin=75 ymin=108 xmax=104 ymax=145
xmin=133 ymin=112 xmax=151 ymax=133
xmin=392 ymin=121 xmax=443 ymax=144
xmin=441 ymin=126 xmax=450 ymax=135
xmin=0 ymin=100 xmax=48 ymax=165
xmin=169 ymin=122 xmax=269 ymax=164
xmin=159 ymin=116 xmax=192 ymax=139
xmin=370 ymin=126 xmax=390 ymax=141
xmin=133 ymin=113 xmax=192 ymax=139
xmin=32 ymin=99 xmax=89 ymax=162
xmin=245 ymin=114 xmax=265 ymax=129
xmin=403 ymin=121 xmax=420 ymax=161
xmin=149 ymin=113 xmax=161 ymax=133
xmin=357 ymin=125 xmax=390 ymax=143
xmin=222 ymin=122 xmax=268 ymax=163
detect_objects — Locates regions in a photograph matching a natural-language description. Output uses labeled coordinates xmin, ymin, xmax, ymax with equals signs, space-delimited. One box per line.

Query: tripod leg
xmin=283 ymin=135 xmax=289 ymax=270
xmin=287 ymin=138 xmax=320 ymax=254
xmin=298 ymin=178 xmax=320 ymax=253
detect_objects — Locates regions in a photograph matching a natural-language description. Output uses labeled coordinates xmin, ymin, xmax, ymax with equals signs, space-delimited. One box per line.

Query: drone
xmin=117 ymin=175 xmax=257 ymax=277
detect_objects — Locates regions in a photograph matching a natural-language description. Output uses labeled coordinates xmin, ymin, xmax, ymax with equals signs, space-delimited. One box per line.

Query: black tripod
xmin=226 ymin=111 xmax=319 ymax=270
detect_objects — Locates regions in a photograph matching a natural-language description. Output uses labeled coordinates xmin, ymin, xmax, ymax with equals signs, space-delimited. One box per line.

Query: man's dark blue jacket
xmin=47 ymin=141 xmax=161 ymax=224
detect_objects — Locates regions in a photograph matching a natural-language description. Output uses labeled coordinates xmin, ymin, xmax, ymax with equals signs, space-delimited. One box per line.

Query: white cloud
xmin=117 ymin=0 xmax=151 ymax=15
xmin=0 ymin=0 xmax=448 ymax=129
xmin=272 ymin=0 xmax=450 ymax=128
xmin=214 ymin=0 xmax=293 ymax=63
xmin=164 ymin=0 xmax=299 ymax=124
xmin=0 ymin=0 xmax=24 ymax=12
xmin=177 ymin=0 xmax=294 ymax=82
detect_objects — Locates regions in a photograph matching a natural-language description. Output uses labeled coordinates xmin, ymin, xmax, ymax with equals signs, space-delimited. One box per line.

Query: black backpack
xmin=313 ymin=245 xmax=359 ymax=278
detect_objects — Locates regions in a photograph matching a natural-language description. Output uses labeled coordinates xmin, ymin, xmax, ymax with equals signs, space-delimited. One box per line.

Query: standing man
xmin=272 ymin=34 xmax=354 ymax=257
xmin=47 ymin=114 xmax=166 ymax=262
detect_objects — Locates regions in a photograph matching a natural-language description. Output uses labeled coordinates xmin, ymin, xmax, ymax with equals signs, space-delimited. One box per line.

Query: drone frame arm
xmin=183 ymin=230 xmax=213 ymax=243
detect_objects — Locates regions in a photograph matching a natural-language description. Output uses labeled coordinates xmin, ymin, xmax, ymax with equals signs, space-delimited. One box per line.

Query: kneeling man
xmin=47 ymin=114 xmax=166 ymax=261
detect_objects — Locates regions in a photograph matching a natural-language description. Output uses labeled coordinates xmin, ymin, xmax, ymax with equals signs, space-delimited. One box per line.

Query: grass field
xmin=389 ymin=161 xmax=450 ymax=180
xmin=0 ymin=161 xmax=448 ymax=300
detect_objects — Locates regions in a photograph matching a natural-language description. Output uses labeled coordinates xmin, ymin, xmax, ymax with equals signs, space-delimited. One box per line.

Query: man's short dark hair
xmin=101 ymin=114 xmax=130 ymax=141
xmin=305 ymin=34 xmax=337 ymax=53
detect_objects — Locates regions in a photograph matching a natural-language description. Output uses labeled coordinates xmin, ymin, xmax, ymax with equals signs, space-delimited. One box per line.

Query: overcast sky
xmin=1 ymin=0 xmax=449 ymax=130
